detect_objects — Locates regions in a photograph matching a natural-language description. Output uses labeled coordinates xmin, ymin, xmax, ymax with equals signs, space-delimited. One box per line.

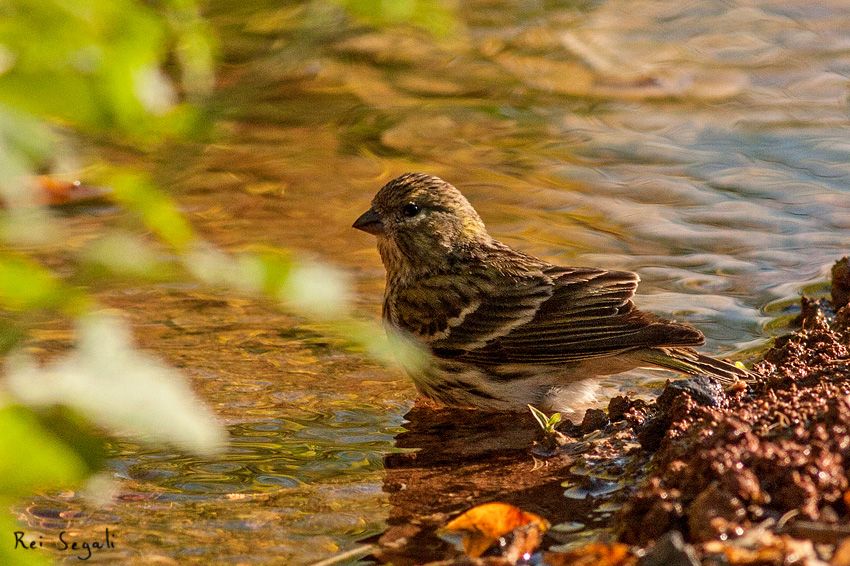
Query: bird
xmin=353 ymin=172 xmax=750 ymax=415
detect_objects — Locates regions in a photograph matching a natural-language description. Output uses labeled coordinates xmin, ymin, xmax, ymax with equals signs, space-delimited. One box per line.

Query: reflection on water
xmin=17 ymin=401 xmax=408 ymax=564
xmin=17 ymin=0 xmax=850 ymax=563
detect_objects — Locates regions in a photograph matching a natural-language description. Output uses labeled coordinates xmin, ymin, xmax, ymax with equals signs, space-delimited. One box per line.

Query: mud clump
xmin=831 ymin=256 xmax=850 ymax=310
xmin=618 ymin=257 xmax=850 ymax=553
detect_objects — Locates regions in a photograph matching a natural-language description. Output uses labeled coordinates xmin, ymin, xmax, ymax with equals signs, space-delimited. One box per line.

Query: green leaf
xmin=0 ymin=254 xmax=90 ymax=313
xmin=333 ymin=0 xmax=459 ymax=37
xmin=528 ymin=404 xmax=561 ymax=434
xmin=0 ymin=0 xmax=214 ymax=142
xmin=528 ymin=404 xmax=550 ymax=431
xmin=33 ymin=406 xmax=109 ymax=472
xmin=250 ymin=250 xmax=295 ymax=297
xmin=108 ymin=172 xmax=196 ymax=249
xmin=162 ymin=0 xmax=217 ymax=98
xmin=0 ymin=404 xmax=90 ymax=497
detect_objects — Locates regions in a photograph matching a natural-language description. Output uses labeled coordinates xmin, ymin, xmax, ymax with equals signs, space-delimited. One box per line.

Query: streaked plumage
xmin=354 ymin=173 xmax=749 ymax=414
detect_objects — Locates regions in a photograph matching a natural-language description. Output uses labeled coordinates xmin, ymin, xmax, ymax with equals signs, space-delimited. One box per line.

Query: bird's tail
xmin=636 ymin=347 xmax=754 ymax=385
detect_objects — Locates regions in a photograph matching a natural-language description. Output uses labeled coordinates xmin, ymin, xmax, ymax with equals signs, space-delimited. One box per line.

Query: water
xmin=15 ymin=0 xmax=850 ymax=563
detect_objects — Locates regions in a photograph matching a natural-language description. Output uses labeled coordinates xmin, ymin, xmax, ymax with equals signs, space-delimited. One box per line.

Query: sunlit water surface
xmin=15 ymin=0 xmax=850 ymax=563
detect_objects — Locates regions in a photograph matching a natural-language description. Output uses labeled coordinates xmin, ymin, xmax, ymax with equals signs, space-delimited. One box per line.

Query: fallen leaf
xmin=34 ymin=176 xmax=112 ymax=206
xmin=441 ymin=502 xmax=549 ymax=558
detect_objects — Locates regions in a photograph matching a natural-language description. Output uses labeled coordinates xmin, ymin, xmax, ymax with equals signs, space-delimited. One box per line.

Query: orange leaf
xmin=442 ymin=502 xmax=549 ymax=558
xmin=34 ymin=176 xmax=112 ymax=206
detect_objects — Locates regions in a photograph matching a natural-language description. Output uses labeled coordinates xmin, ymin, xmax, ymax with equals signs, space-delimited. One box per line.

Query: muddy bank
xmin=366 ymin=257 xmax=850 ymax=565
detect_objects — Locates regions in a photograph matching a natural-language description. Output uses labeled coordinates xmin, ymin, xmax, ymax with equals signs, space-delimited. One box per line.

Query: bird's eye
xmin=401 ymin=203 xmax=420 ymax=218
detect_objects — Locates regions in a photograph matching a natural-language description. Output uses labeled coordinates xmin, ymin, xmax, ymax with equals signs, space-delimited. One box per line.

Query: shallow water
xmin=15 ymin=0 xmax=850 ymax=563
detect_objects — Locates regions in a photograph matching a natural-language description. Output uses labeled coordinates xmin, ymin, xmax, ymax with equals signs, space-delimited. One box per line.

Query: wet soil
xmin=371 ymin=257 xmax=850 ymax=565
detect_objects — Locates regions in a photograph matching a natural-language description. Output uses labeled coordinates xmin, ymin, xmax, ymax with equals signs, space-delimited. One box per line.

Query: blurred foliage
xmin=0 ymin=0 xmax=438 ymax=562
xmin=6 ymin=313 xmax=227 ymax=455
xmin=0 ymin=254 xmax=90 ymax=313
xmin=332 ymin=0 xmax=459 ymax=36
xmin=0 ymin=0 xmax=213 ymax=140
xmin=0 ymin=0 xmax=438 ymax=560
xmin=0 ymin=2 xmax=224 ymax=563
xmin=0 ymin=405 xmax=94 ymax=497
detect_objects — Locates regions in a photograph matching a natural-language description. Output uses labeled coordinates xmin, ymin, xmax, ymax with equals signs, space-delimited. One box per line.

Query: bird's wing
xmin=424 ymin=265 xmax=705 ymax=365
xmin=386 ymin=266 xmax=553 ymax=347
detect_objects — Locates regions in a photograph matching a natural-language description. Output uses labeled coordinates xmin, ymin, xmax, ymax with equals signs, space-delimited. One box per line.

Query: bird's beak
xmin=352 ymin=207 xmax=385 ymax=236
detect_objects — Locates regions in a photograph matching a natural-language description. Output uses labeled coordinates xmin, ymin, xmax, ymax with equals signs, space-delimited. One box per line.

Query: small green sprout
xmin=528 ymin=404 xmax=562 ymax=435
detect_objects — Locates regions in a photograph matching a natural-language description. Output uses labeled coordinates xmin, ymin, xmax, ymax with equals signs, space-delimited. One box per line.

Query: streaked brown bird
xmin=353 ymin=173 xmax=749 ymax=415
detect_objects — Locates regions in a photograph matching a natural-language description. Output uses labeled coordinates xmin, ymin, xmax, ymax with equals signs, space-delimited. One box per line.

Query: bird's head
xmin=353 ymin=173 xmax=489 ymax=276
